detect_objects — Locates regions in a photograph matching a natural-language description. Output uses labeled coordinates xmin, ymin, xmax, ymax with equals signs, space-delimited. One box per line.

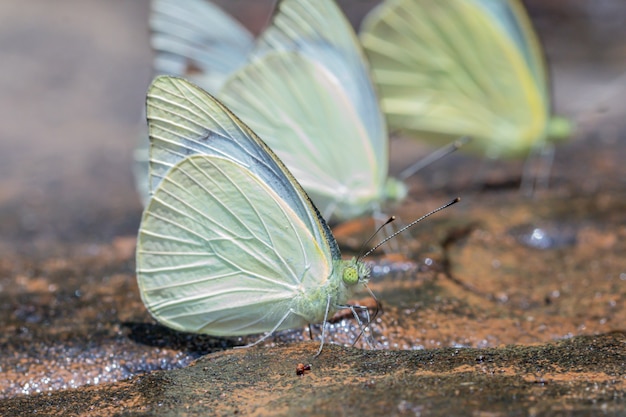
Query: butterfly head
xmin=341 ymin=258 xmax=370 ymax=287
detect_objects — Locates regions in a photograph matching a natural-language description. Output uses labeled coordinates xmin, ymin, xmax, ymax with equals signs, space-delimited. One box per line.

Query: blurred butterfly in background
xmin=150 ymin=0 xmax=255 ymax=92
xmin=134 ymin=0 xmax=256 ymax=206
xmin=359 ymin=0 xmax=572 ymax=160
xmin=218 ymin=0 xmax=407 ymax=222
xmin=137 ymin=75 xmax=372 ymax=354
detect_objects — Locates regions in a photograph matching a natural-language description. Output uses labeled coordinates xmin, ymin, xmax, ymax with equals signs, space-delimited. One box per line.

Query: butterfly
xmin=137 ymin=75 xmax=372 ymax=353
xmin=217 ymin=0 xmax=406 ymax=222
xmin=359 ymin=0 xmax=571 ymax=159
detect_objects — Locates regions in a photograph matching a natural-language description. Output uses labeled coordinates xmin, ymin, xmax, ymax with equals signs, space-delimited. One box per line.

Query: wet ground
xmin=0 ymin=0 xmax=625 ymax=416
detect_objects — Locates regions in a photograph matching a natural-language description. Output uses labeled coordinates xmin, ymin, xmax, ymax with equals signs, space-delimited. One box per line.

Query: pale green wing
xmin=360 ymin=0 xmax=549 ymax=158
xmin=474 ymin=0 xmax=547 ymax=92
xmin=253 ymin=0 xmax=388 ymax=168
xmin=151 ymin=0 xmax=254 ymax=93
xmin=137 ymin=155 xmax=332 ymax=335
xmin=486 ymin=0 xmax=572 ymax=141
xmin=220 ymin=52 xmax=385 ymax=221
xmin=146 ymin=75 xmax=339 ymax=259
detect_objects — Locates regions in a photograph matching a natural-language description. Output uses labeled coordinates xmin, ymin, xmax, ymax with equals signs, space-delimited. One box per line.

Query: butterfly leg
xmin=336 ymin=302 xmax=376 ymax=350
xmin=314 ymin=294 xmax=333 ymax=357
xmin=343 ymin=283 xmax=382 ymax=349
xmin=520 ymin=142 xmax=554 ymax=196
xmin=234 ymin=308 xmax=296 ymax=350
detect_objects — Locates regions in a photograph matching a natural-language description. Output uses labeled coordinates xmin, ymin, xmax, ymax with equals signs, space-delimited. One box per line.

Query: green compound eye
xmin=342 ymin=267 xmax=359 ymax=285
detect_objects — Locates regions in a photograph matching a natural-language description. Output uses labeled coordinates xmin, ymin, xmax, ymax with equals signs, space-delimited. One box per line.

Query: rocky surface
xmin=1 ymin=334 xmax=625 ymax=416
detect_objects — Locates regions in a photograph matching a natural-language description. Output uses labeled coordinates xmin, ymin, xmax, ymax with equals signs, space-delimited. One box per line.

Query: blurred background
xmin=0 ymin=0 xmax=624 ymax=246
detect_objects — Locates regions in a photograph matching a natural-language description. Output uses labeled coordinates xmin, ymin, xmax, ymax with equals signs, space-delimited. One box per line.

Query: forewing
xmin=220 ymin=52 xmax=382 ymax=220
xmin=360 ymin=0 xmax=547 ymax=156
xmin=253 ymin=0 xmax=387 ymax=168
xmin=474 ymin=0 xmax=547 ymax=98
xmin=146 ymin=75 xmax=339 ymax=259
xmin=137 ymin=155 xmax=331 ymax=335
xmin=151 ymin=0 xmax=254 ymax=93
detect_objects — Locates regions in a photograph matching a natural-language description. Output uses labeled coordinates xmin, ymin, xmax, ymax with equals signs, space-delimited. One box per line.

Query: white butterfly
xmin=359 ymin=0 xmax=571 ymax=159
xmin=218 ymin=0 xmax=406 ymax=222
xmin=137 ymin=76 xmax=372 ymax=353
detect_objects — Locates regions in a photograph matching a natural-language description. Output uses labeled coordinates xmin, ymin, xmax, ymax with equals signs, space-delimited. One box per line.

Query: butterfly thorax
xmin=291 ymin=258 xmax=370 ymax=324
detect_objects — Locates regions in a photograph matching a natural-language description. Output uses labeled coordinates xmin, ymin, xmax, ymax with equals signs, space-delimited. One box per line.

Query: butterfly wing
xmin=253 ymin=0 xmax=388 ymax=176
xmin=220 ymin=52 xmax=384 ymax=221
xmin=473 ymin=0 xmax=546 ymax=92
xmin=136 ymin=154 xmax=333 ymax=335
xmin=146 ymin=75 xmax=339 ymax=260
xmin=151 ymin=0 xmax=254 ymax=93
xmin=360 ymin=0 xmax=550 ymax=158
xmin=488 ymin=0 xmax=572 ymax=141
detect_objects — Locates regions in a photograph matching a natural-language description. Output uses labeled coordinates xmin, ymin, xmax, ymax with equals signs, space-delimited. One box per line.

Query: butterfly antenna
xmin=398 ymin=137 xmax=470 ymax=180
xmin=356 ymin=216 xmax=396 ymax=261
xmin=362 ymin=198 xmax=461 ymax=259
